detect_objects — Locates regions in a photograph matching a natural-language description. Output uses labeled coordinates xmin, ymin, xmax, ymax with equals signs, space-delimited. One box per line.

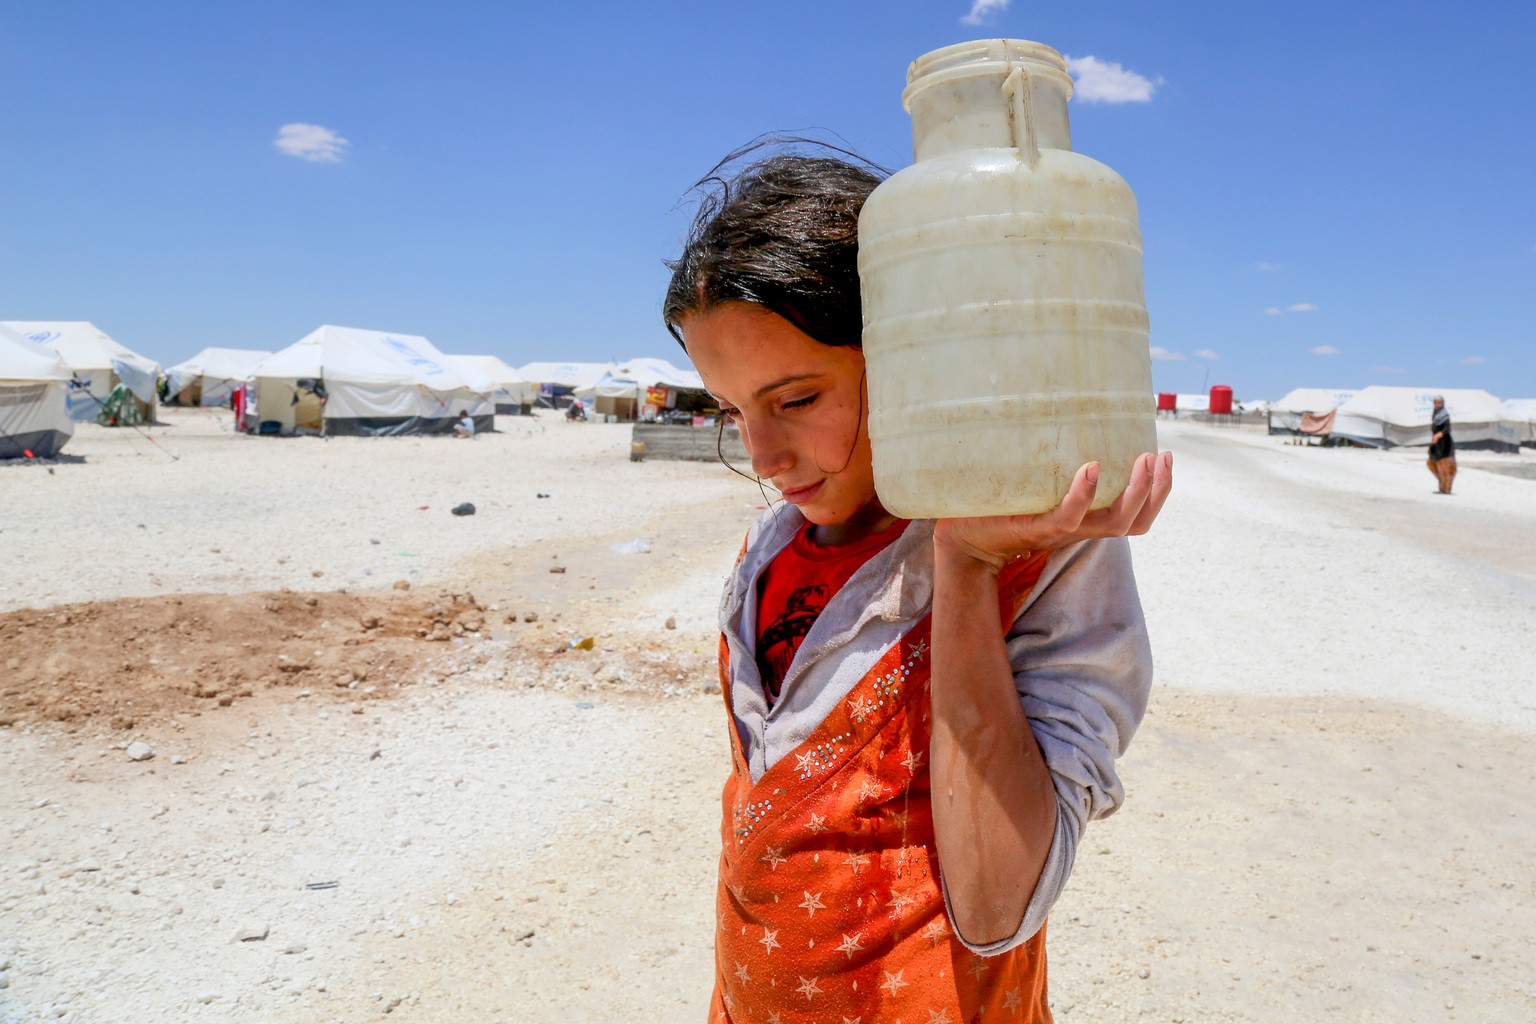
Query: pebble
xmin=197 ymin=992 xmax=218 ymax=1004
xmin=125 ymin=742 xmax=154 ymax=762
xmin=170 ymin=755 xmax=187 ymax=765
xmin=235 ymin=924 xmax=270 ymax=942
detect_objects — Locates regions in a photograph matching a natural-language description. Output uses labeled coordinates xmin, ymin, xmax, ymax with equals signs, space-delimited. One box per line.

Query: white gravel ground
xmin=1134 ymin=418 xmax=1536 ymax=733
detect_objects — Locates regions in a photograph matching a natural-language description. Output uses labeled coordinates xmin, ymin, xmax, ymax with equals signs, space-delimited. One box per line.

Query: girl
xmin=665 ymin=149 xmax=1172 ymax=1023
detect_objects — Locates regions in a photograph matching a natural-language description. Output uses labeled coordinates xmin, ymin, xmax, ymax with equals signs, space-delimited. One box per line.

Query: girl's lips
xmin=777 ymin=480 xmax=824 ymax=504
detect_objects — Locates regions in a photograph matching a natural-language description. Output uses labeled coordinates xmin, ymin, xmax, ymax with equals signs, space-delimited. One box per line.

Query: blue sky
xmin=2 ymin=0 xmax=1532 ymax=400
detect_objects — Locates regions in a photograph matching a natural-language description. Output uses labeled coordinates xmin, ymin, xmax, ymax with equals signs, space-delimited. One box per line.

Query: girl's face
xmin=680 ymin=302 xmax=879 ymax=527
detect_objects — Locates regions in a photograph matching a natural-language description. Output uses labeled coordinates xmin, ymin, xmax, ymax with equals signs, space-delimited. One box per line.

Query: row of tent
xmin=0 ymin=321 xmax=706 ymax=455
xmin=1270 ymin=387 xmax=1536 ymax=450
xmin=8 ymin=321 xmax=1533 ymax=458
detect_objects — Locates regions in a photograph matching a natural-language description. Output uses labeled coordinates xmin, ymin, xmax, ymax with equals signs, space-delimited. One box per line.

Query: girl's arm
xmin=929 ymin=452 xmax=1171 ymax=946
xmin=929 ymin=548 xmax=1057 ymax=943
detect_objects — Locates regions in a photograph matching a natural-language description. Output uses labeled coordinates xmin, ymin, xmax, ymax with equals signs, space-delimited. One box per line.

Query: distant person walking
xmin=1427 ymin=395 xmax=1456 ymax=494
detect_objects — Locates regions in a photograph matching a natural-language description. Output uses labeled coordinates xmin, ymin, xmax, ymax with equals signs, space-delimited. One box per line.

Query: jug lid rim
xmin=907 ymin=39 xmax=1070 ymax=83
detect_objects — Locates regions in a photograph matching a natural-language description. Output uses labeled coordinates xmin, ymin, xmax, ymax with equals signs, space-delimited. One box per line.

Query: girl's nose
xmin=744 ymin=418 xmax=792 ymax=481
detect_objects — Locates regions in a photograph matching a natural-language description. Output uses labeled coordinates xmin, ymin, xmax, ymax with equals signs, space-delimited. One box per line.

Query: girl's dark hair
xmin=663 ymin=140 xmax=888 ymax=350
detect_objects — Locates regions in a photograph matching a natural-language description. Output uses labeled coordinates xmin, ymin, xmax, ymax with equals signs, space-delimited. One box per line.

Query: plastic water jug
xmin=858 ymin=38 xmax=1157 ymax=517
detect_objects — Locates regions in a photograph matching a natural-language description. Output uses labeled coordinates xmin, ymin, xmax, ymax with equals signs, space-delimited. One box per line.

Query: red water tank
xmin=1156 ymin=392 xmax=1176 ymax=412
xmin=1209 ymin=385 xmax=1234 ymax=415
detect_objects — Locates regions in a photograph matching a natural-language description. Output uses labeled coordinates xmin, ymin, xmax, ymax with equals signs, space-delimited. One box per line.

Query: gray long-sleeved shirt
xmin=718 ymin=508 xmax=1152 ymax=954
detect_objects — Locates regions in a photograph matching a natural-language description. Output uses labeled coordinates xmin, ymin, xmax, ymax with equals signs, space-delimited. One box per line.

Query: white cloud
xmin=960 ymin=0 xmax=1009 ymax=25
xmin=274 ymin=123 xmax=349 ymax=163
xmin=1264 ymin=307 xmax=1283 ymax=316
xmin=1310 ymin=345 xmax=1340 ymax=356
xmin=1193 ymin=349 xmax=1220 ymax=360
xmin=1460 ymin=355 xmax=1487 ymax=365
xmin=1371 ymin=365 xmax=1406 ymax=374
xmin=1065 ymin=55 xmax=1160 ymax=103
xmin=1149 ymin=346 xmax=1186 ymax=361
xmin=1287 ymin=302 xmax=1318 ymax=312
xmin=1256 ymin=262 xmax=1284 ymax=272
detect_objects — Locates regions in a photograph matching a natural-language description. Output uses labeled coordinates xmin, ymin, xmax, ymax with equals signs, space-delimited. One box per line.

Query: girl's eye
xmin=782 ymin=394 xmax=817 ymax=411
xmin=719 ymin=407 xmax=741 ymax=420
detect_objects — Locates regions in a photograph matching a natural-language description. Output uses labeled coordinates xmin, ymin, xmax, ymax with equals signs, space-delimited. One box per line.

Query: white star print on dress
xmin=734 ymin=962 xmax=751 ymax=985
xmin=886 ymin=888 xmax=918 ymax=916
xmin=796 ymin=976 xmax=822 ymax=1002
xmin=921 ymin=917 xmax=950 ymax=946
xmin=835 ymin=932 xmax=864 ymax=959
xmin=926 ymin=1008 xmax=954 ymax=1024
xmin=1003 ymin=986 xmax=1023 ymax=1013
xmin=880 ymin=969 xmax=910 ymax=997
xmin=805 ymin=812 xmax=828 ymax=833
xmin=760 ymin=846 xmax=787 ymax=870
xmin=758 ymin=927 xmax=781 ymax=954
xmin=799 ymin=891 xmax=826 ymax=917
xmin=842 ymin=850 xmax=870 ymax=875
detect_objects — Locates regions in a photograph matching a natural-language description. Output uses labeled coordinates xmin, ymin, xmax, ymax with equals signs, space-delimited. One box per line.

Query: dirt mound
xmin=0 ymin=588 xmax=492 ymax=728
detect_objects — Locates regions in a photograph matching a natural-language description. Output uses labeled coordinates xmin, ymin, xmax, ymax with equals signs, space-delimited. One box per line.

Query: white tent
xmin=248 ymin=325 xmax=496 ymax=436
xmin=1332 ymin=387 xmax=1510 ymax=450
xmin=1269 ymin=388 xmax=1358 ymax=433
xmin=448 ymin=355 xmax=536 ymax=412
xmin=573 ymin=356 xmax=707 ymax=420
xmin=1173 ymin=393 xmax=1209 ymax=418
xmin=613 ymin=356 xmax=705 ymax=392
xmin=164 ymin=347 xmax=273 ymax=407
xmin=0 ymin=324 xmax=74 ymax=458
xmin=517 ymin=361 xmax=617 ymax=391
xmin=2 ymin=320 xmax=159 ymax=422
xmin=1501 ymin=399 xmax=1536 ymax=446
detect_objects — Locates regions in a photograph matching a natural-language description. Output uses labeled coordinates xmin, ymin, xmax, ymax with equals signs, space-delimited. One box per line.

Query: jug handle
xmin=1002 ymin=64 xmax=1040 ymax=168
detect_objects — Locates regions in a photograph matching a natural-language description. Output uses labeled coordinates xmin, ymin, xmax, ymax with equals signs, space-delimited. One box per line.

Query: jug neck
xmin=903 ymin=39 xmax=1074 ymax=163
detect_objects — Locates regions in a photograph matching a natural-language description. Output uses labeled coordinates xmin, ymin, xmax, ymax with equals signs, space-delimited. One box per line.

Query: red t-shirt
xmin=755 ymin=518 xmax=911 ymax=703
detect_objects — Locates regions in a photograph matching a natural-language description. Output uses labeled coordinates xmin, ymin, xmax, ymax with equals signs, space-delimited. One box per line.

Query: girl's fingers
xmin=963 ymin=453 xmax=1172 ymax=556
xmin=1045 ymin=461 xmax=1099 ymax=535
xmin=1103 ymin=452 xmax=1156 ymax=531
xmin=1127 ymin=451 xmax=1174 ymax=535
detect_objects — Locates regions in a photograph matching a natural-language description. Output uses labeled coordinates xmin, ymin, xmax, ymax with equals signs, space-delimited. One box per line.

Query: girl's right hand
xmin=932 ymin=451 xmax=1173 ymax=573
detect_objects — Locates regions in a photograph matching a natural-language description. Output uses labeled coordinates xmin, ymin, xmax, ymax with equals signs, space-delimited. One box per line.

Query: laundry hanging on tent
xmin=96 ymin=383 xmax=148 ymax=427
xmin=1299 ymin=409 xmax=1337 ymax=435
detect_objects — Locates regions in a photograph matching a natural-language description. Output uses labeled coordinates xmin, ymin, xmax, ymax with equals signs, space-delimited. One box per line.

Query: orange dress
xmin=710 ymin=553 xmax=1053 ymax=1024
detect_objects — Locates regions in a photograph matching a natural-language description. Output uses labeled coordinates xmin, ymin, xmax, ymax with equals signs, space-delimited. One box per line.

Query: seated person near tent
xmin=453 ymin=410 xmax=475 ymax=438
